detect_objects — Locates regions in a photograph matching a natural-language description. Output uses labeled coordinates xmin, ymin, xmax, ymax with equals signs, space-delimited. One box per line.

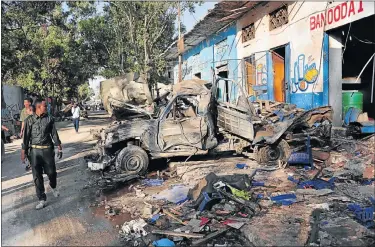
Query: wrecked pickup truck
xmin=88 ymin=78 xmax=332 ymax=174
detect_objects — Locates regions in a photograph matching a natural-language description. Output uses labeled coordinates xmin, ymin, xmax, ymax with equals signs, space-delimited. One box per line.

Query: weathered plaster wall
xmin=236 ymin=0 xmax=374 ymax=110
xmin=173 ymin=25 xmax=239 ymax=85
xmin=1 ymin=85 xmax=24 ymax=119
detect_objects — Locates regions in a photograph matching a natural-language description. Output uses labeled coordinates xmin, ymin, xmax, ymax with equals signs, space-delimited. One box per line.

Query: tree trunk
xmin=142 ymin=17 xmax=153 ymax=104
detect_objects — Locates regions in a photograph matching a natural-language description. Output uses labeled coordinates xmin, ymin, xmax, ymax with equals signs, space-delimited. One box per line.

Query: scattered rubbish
xmin=151 ymin=230 xmax=204 ymax=239
xmin=148 ymin=214 xmax=160 ymax=224
xmin=222 ymin=220 xmax=245 ymax=229
xmin=270 ymin=193 xmax=297 ymax=206
xmin=187 ymin=218 xmax=203 ymax=233
xmin=163 ymin=209 xmax=187 ymax=225
xmin=198 ymin=192 xmax=222 ymax=212
xmin=142 ymin=204 xmax=153 ymax=218
xmin=200 ymin=217 xmax=210 ymax=226
xmin=93 ymin=135 xmax=375 ymax=246
xmin=236 ymin=164 xmax=247 ymax=169
xmin=142 ymin=178 xmax=164 ymax=187
xmin=308 ymin=203 xmax=330 ymax=210
xmin=191 ymin=228 xmax=228 ymax=246
xmin=153 ymin=185 xmax=190 ymax=204
xmin=121 ymin=219 xmax=148 ymax=240
xmin=288 ymin=135 xmax=313 ymax=168
xmin=152 ymin=238 xmax=175 ymax=247
xmin=295 ymin=188 xmax=334 ymax=196
xmin=348 ymin=203 xmax=374 ymax=227
xmin=288 ymin=175 xmax=335 ymax=190
xmin=251 ymin=181 xmax=265 ymax=187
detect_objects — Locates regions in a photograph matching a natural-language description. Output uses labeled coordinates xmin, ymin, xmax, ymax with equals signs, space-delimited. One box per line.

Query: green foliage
xmin=78 ymin=82 xmax=94 ymax=101
xmin=1 ymin=1 xmax=200 ymax=102
xmin=1 ymin=1 xmax=100 ymax=100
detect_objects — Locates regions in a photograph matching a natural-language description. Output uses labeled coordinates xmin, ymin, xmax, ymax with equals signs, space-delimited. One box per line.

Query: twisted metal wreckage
xmin=87 ymin=78 xmax=333 ymax=179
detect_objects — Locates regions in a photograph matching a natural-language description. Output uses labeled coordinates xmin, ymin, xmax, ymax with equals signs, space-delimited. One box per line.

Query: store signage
xmin=310 ymin=0 xmax=364 ymax=31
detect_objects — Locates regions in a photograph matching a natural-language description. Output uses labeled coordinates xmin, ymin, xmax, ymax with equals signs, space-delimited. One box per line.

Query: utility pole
xmin=178 ymin=2 xmax=182 ymax=83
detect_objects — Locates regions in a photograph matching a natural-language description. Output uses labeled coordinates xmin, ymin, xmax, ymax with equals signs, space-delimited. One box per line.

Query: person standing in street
xmin=20 ymin=98 xmax=33 ymax=138
xmin=71 ymin=102 xmax=80 ymax=133
xmin=21 ymin=99 xmax=63 ymax=209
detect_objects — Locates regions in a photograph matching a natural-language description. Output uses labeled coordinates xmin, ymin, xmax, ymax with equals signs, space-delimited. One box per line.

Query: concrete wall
xmin=1 ymin=85 xmax=24 ymax=119
xmin=236 ymin=0 xmax=374 ymax=110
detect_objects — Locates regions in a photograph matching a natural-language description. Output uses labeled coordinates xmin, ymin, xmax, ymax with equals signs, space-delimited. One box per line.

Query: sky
xmin=182 ymin=2 xmax=217 ymax=32
xmin=63 ymin=1 xmax=217 ymax=33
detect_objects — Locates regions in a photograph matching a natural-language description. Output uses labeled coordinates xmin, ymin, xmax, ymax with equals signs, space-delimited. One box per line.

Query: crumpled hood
xmin=102 ymin=119 xmax=155 ymax=146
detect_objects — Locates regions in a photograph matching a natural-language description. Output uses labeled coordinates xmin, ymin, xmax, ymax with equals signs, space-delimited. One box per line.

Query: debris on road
xmin=88 ymin=133 xmax=374 ymax=246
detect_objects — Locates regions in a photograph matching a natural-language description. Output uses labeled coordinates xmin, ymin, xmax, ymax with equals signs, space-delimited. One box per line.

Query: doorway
xmin=272 ymin=46 xmax=286 ymax=102
xmin=328 ymin=15 xmax=375 ymax=121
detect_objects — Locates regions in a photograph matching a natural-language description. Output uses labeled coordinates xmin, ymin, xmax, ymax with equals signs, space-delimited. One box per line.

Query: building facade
xmin=236 ymin=0 xmax=374 ymax=125
xmin=168 ymin=1 xmax=375 ymax=126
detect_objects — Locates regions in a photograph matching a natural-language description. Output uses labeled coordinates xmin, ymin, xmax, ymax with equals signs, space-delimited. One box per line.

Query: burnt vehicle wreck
xmin=88 ymin=78 xmax=332 ymax=174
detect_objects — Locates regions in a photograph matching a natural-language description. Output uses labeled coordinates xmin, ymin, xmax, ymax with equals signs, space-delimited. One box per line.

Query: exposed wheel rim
xmin=265 ymin=146 xmax=282 ymax=162
xmin=266 ymin=147 xmax=281 ymax=161
xmin=122 ymin=155 xmax=143 ymax=172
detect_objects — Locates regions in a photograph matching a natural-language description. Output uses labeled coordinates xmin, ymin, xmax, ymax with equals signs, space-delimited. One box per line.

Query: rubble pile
xmin=89 ymin=135 xmax=374 ymax=246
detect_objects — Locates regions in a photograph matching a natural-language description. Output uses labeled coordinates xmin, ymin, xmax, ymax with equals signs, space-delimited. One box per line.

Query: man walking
xmin=71 ymin=102 xmax=80 ymax=133
xmin=20 ymin=98 xmax=32 ymax=137
xmin=21 ymin=99 xmax=63 ymax=209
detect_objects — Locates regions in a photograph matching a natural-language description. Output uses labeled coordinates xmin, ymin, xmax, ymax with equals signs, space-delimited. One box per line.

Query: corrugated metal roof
xmin=166 ymin=1 xmax=262 ymax=60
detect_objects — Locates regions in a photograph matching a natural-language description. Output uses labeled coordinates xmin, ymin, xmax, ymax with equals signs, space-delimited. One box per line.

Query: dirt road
xmin=1 ymin=112 xmax=122 ymax=246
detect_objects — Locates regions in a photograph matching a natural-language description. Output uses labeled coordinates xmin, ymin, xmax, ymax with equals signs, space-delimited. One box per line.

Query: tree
xmin=1 ymin=1 xmax=102 ymax=101
xmin=106 ymin=2 xmax=198 ymax=103
xmin=78 ymin=82 xmax=94 ymax=101
xmin=1 ymin=1 xmax=201 ymax=103
xmin=74 ymin=1 xmax=199 ymax=103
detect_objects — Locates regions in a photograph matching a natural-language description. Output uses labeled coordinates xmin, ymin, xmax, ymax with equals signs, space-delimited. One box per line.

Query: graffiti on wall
xmin=256 ymin=64 xmax=267 ymax=85
xmin=215 ymin=39 xmax=229 ymax=68
xmin=1 ymin=103 xmax=22 ymax=120
xmin=291 ymin=54 xmax=319 ymax=93
xmin=182 ymin=61 xmax=192 ymax=78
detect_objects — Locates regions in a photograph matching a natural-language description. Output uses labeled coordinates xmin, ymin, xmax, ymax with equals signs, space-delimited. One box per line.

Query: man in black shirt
xmin=22 ymin=99 xmax=63 ymax=209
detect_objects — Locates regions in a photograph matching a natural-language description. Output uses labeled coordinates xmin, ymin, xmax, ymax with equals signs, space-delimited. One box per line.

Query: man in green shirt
xmin=19 ymin=98 xmax=32 ymax=138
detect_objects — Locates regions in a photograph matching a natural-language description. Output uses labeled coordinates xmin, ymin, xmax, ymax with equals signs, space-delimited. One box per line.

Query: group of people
xmin=2 ymin=97 xmax=82 ymax=210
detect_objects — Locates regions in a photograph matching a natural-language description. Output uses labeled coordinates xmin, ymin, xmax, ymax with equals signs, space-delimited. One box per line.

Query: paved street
xmin=1 ymin=112 xmax=122 ymax=246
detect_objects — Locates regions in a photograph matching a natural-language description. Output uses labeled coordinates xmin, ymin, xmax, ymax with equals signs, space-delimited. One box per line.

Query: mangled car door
xmin=158 ymin=95 xmax=208 ymax=151
xmin=213 ymin=78 xmax=256 ymax=141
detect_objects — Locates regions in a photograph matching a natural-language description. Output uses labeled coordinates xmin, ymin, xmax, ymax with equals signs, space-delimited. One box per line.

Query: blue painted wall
xmin=173 ymin=25 xmax=239 ymax=102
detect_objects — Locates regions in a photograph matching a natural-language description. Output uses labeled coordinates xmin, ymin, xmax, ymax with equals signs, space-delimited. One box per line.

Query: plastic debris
xmin=270 ymin=193 xmax=297 ymax=206
xmin=152 ymin=238 xmax=175 ymax=247
xmin=153 ymin=185 xmax=190 ymax=204
xmin=142 ymin=178 xmax=164 ymax=187
xmin=198 ymin=192 xmax=222 ymax=211
xmin=149 ymin=213 xmax=161 ymax=224
xmin=348 ymin=203 xmax=374 ymax=227
xmin=236 ymin=164 xmax=247 ymax=169
xmin=226 ymin=185 xmax=250 ymax=200
xmin=121 ymin=219 xmax=148 ymax=240
xmin=251 ymin=181 xmax=265 ymax=187
xmin=288 ymin=175 xmax=335 ymax=190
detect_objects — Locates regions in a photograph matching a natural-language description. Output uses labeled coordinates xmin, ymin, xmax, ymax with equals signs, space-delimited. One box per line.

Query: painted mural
xmin=291 ymin=54 xmax=319 ymax=93
xmin=256 ymin=63 xmax=267 ymax=85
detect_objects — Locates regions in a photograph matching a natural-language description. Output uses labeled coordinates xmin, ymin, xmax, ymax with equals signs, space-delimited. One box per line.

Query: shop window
xmin=242 ymin=23 xmax=255 ymax=42
xmin=269 ymin=6 xmax=289 ymax=31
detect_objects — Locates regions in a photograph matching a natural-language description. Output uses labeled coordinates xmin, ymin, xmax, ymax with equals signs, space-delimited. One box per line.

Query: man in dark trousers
xmin=21 ymin=99 xmax=63 ymax=209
